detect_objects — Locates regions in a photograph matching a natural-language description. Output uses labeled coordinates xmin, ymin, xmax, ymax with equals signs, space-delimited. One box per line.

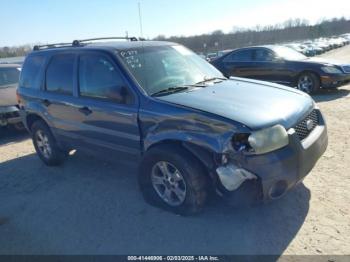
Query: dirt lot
xmin=1 ymin=46 xmax=350 ymax=255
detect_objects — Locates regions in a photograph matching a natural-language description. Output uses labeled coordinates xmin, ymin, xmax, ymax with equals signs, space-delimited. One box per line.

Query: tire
xmin=297 ymin=72 xmax=320 ymax=94
xmin=31 ymin=120 xmax=65 ymax=166
xmin=138 ymin=145 xmax=208 ymax=215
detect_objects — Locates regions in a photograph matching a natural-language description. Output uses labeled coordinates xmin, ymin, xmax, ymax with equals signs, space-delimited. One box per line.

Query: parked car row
xmin=284 ymin=34 xmax=350 ymax=57
xmin=202 ymin=33 xmax=350 ymax=62
xmin=14 ymin=37 xmax=328 ymax=215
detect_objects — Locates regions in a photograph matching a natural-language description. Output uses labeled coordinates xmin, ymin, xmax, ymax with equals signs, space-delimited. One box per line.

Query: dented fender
xmin=139 ymin=98 xmax=250 ymax=155
xmin=138 ymin=98 xmax=252 ymax=190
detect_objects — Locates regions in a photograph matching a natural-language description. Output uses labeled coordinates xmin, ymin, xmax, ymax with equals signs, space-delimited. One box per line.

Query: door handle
xmin=42 ymin=99 xmax=51 ymax=107
xmin=78 ymin=106 xmax=92 ymax=116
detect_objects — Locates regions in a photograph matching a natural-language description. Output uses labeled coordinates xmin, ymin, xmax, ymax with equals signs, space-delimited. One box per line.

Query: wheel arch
xmin=26 ymin=113 xmax=49 ymax=132
xmin=144 ymin=139 xmax=219 ymax=186
xmin=295 ymin=70 xmax=321 ymax=86
xmin=146 ymin=139 xmax=217 ymax=169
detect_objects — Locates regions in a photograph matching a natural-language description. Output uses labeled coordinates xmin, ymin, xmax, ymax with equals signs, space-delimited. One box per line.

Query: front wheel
xmin=138 ymin=145 xmax=208 ymax=215
xmin=297 ymin=72 xmax=320 ymax=94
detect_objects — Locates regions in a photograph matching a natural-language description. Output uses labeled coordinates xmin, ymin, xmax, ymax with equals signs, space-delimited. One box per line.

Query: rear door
xmin=40 ymin=52 xmax=81 ymax=140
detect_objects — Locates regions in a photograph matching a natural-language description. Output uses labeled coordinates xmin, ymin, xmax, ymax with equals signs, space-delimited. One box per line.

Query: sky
xmin=0 ymin=0 xmax=349 ymax=46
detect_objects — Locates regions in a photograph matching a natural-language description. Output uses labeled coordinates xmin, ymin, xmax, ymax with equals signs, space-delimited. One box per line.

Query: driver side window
xmin=79 ymin=53 xmax=131 ymax=104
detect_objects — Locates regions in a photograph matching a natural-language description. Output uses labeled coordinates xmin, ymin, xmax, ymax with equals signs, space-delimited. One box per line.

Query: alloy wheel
xmin=35 ymin=130 xmax=52 ymax=159
xmin=151 ymin=161 xmax=187 ymax=206
xmin=297 ymin=75 xmax=313 ymax=93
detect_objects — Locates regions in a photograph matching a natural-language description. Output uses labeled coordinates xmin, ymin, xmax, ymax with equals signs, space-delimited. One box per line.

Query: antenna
xmin=138 ymin=2 xmax=144 ymax=38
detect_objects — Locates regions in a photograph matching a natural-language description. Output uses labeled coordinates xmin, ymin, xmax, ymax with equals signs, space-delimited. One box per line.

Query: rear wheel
xmin=297 ymin=72 xmax=320 ymax=94
xmin=138 ymin=145 xmax=208 ymax=215
xmin=31 ymin=120 xmax=65 ymax=166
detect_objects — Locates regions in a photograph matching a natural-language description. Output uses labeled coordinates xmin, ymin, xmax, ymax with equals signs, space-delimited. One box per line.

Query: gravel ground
xmin=1 ymin=46 xmax=350 ymax=255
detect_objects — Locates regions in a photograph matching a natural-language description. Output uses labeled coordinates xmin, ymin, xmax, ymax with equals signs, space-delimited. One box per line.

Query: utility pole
xmin=138 ymin=2 xmax=144 ymax=38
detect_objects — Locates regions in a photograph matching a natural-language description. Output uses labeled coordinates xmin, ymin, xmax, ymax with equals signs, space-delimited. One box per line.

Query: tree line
xmin=1 ymin=17 xmax=349 ymax=58
xmin=155 ymin=17 xmax=350 ymax=53
xmin=0 ymin=45 xmax=31 ymax=59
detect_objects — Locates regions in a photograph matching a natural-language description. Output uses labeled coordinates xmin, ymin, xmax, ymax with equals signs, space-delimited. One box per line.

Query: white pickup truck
xmin=0 ymin=64 xmax=22 ymax=129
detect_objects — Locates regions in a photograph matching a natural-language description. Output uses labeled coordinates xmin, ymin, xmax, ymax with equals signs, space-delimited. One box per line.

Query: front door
xmin=71 ymin=51 xmax=141 ymax=157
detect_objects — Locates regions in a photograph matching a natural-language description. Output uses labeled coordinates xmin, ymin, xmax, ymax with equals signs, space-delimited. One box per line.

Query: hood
xmin=157 ymin=78 xmax=314 ymax=130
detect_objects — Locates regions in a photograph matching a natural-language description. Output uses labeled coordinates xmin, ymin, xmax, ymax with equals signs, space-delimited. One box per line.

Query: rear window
xmin=46 ymin=54 xmax=75 ymax=95
xmin=0 ymin=67 xmax=21 ymax=88
xmin=20 ymin=56 xmax=45 ymax=89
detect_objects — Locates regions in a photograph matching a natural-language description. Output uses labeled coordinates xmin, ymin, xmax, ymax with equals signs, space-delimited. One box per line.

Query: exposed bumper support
xmin=216 ymin=164 xmax=257 ymax=191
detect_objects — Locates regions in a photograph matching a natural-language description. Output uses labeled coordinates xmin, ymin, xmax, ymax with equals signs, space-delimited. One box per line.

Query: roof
xmin=31 ymin=40 xmax=177 ymax=55
xmin=87 ymin=40 xmax=175 ymax=50
xmin=232 ymin=45 xmax=279 ymax=50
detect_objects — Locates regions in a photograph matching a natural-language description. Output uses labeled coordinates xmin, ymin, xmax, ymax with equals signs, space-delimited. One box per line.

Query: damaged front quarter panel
xmin=139 ymin=98 xmax=254 ymax=193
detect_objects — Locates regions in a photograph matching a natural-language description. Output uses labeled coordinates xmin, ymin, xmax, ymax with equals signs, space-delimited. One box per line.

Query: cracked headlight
xmin=321 ymin=66 xmax=343 ymax=74
xmin=248 ymin=125 xmax=289 ymax=154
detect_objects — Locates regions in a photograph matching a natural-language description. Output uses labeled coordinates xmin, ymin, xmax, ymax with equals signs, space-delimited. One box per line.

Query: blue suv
xmin=17 ymin=37 xmax=328 ymax=215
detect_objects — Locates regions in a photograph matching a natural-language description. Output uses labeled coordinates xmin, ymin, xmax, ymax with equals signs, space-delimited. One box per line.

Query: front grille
xmin=294 ymin=110 xmax=319 ymax=141
xmin=342 ymin=65 xmax=350 ymax=73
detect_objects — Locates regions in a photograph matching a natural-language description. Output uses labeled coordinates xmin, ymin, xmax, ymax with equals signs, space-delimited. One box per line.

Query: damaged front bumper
xmin=216 ymin=112 xmax=328 ymax=202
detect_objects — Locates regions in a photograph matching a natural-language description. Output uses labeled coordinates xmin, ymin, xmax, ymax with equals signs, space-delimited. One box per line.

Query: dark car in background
xmin=211 ymin=45 xmax=350 ymax=94
xmin=17 ymin=38 xmax=327 ymax=215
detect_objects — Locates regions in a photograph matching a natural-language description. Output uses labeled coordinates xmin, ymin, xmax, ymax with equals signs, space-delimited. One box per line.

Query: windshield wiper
xmin=194 ymin=76 xmax=227 ymax=86
xmin=151 ymin=86 xmax=189 ymax=97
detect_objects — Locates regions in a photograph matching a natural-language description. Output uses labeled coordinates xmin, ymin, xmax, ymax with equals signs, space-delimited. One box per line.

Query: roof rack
xmin=33 ymin=42 xmax=72 ymax=51
xmin=33 ymin=36 xmax=141 ymax=51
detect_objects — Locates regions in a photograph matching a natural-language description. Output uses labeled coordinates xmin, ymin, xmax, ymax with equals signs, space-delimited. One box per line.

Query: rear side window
xmin=79 ymin=53 xmax=129 ymax=103
xmin=225 ymin=50 xmax=253 ymax=62
xmin=46 ymin=54 xmax=75 ymax=94
xmin=0 ymin=67 xmax=21 ymax=88
xmin=253 ymin=49 xmax=275 ymax=61
xmin=20 ymin=56 xmax=45 ymax=89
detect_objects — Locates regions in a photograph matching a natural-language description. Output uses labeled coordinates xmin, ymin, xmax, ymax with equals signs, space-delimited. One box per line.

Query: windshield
xmin=272 ymin=46 xmax=307 ymax=60
xmin=118 ymin=45 xmax=223 ymax=96
xmin=0 ymin=67 xmax=21 ymax=88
